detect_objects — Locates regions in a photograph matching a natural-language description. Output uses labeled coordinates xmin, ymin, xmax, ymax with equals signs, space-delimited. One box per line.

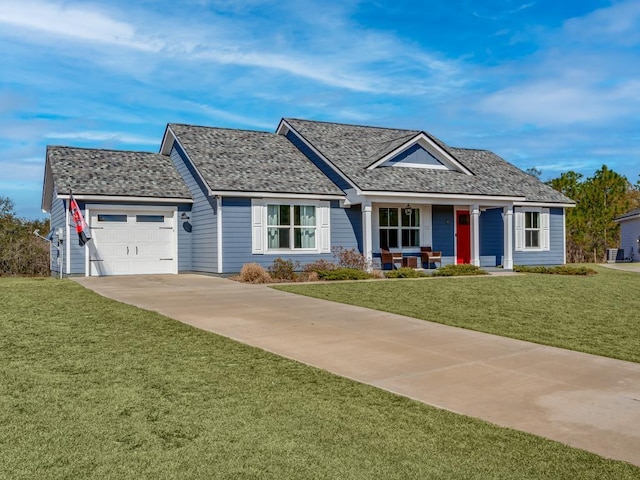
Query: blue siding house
xmin=41 ymin=117 xmax=574 ymax=276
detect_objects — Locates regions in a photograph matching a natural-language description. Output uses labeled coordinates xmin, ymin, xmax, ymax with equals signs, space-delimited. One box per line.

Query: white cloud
xmin=0 ymin=0 xmax=463 ymax=95
xmin=45 ymin=131 xmax=158 ymax=145
xmin=562 ymin=0 xmax=640 ymax=46
xmin=0 ymin=0 xmax=163 ymax=51
xmin=479 ymin=79 xmax=639 ymax=125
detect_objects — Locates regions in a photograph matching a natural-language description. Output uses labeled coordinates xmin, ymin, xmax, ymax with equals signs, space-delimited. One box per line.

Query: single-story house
xmin=41 ymin=118 xmax=575 ymax=276
xmin=615 ymin=208 xmax=640 ymax=261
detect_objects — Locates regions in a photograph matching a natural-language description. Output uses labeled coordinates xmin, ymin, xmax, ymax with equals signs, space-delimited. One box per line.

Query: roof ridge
xmin=169 ymin=123 xmax=272 ymax=135
xmin=47 ymin=145 xmax=162 ymax=155
xmin=284 ymin=117 xmax=420 ymax=133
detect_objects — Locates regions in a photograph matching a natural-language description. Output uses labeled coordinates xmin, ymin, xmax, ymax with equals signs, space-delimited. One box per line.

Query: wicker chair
xmin=420 ymin=247 xmax=442 ymax=269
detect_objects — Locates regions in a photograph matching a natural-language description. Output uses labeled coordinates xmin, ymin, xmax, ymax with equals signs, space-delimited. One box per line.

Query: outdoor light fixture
xmin=404 ymin=204 xmax=412 ymax=216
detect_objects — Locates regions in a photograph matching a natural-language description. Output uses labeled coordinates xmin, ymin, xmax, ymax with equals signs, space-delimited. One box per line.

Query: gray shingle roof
xmin=284 ymin=118 xmax=574 ymax=204
xmin=616 ymin=208 xmax=640 ymax=221
xmin=47 ymin=146 xmax=191 ymax=199
xmin=169 ymin=124 xmax=343 ymax=196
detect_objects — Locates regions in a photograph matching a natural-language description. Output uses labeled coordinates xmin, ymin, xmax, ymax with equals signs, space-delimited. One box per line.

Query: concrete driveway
xmin=74 ymin=274 xmax=640 ymax=467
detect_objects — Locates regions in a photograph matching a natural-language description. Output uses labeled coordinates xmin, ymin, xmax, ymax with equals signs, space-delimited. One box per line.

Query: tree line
xmin=545 ymin=166 xmax=640 ymax=263
xmin=0 ymin=196 xmax=50 ymax=276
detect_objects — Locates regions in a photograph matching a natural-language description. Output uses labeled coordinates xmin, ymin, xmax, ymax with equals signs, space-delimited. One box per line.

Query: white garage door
xmin=89 ymin=209 xmax=176 ymax=276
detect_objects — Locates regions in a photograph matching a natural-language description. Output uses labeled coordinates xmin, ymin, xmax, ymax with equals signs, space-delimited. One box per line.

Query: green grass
xmin=1 ymin=278 xmax=638 ymax=479
xmin=276 ymin=265 xmax=640 ymax=363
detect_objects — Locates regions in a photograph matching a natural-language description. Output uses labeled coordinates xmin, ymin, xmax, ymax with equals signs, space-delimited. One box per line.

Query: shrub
xmin=238 ymin=263 xmax=272 ymax=283
xmin=384 ymin=268 xmax=428 ymax=279
xmin=332 ymin=247 xmax=370 ymax=271
xmin=268 ymin=257 xmax=299 ymax=281
xmin=432 ymin=264 xmax=488 ymax=277
xmin=317 ymin=268 xmax=373 ymax=281
xmin=513 ymin=265 xmax=597 ymax=276
xmin=303 ymin=259 xmax=336 ymax=273
xmin=306 ymin=271 xmax=320 ymax=282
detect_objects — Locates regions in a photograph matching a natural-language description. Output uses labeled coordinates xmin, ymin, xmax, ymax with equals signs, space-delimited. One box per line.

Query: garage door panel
xmin=89 ymin=209 xmax=175 ymax=276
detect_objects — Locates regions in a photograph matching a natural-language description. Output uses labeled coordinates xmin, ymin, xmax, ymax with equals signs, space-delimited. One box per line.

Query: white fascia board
xmin=57 ymin=194 xmax=193 ymax=204
xmin=278 ymin=119 xmax=360 ymax=193
xmin=615 ymin=214 xmax=640 ymax=223
xmin=212 ymin=191 xmax=344 ymax=201
xmin=159 ymin=124 xmax=175 ymax=155
xmin=85 ymin=203 xmax=177 ymax=212
xmin=362 ymin=191 xmax=524 ymax=204
xmin=366 ymin=132 xmax=474 ymax=176
xmin=275 ymin=118 xmax=289 ymax=135
xmin=513 ymin=201 xmax=576 ymax=208
xmin=41 ymin=158 xmax=53 ymax=213
xmin=340 ymin=188 xmax=365 ymax=207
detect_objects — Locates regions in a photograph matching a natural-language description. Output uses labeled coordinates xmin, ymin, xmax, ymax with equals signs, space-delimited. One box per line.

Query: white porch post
xmin=470 ymin=204 xmax=480 ymax=267
xmin=362 ymin=201 xmax=373 ymax=270
xmin=503 ymin=206 xmax=513 ymax=270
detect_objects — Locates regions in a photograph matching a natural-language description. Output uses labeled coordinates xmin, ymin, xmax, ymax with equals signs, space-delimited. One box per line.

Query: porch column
xmin=361 ymin=201 xmax=373 ymax=270
xmin=470 ymin=204 xmax=480 ymax=267
xmin=503 ymin=206 xmax=513 ymax=270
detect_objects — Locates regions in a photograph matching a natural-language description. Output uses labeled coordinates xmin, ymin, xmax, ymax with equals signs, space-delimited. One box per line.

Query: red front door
xmin=456 ymin=210 xmax=471 ymax=264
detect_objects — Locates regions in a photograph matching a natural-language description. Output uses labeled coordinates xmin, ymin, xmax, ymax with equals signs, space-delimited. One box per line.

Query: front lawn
xmin=1 ymin=278 xmax=638 ymax=479
xmin=276 ymin=265 xmax=640 ymax=363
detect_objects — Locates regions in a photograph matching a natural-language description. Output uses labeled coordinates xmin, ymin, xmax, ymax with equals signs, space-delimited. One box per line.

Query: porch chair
xmin=381 ymin=249 xmax=403 ymax=270
xmin=420 ymin=247 xmax=442 ymax=270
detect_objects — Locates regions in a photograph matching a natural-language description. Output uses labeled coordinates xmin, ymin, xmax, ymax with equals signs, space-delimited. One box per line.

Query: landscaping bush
xmin=268 ymin=257 xmax=299 ymax=281
xmin=332 ymin=247 xmax=370 ymax=271
xmin=303 ymin=258 xmax=336 ymax=273
xmin=432 ymin=264 xmax=488 ymax=277
xmin=513 ymin=265 xmax=597 ymax=276
xmin=384 ymin=267 xmax=428 ymax=279
xmin=238 ymin=263 xmax=272 ymax=283
xmin=317 ymin=268 xmax=373 ymax=281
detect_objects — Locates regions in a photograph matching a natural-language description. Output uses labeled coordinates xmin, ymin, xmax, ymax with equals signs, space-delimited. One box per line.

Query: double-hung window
xmin=379 ymin=207 xmax=420 ymax=249
xmin=524 ymin=211 xmax=540 ymax=248
xmin=267 ymin=204 xmax=317 ymax=250
xmin=515 ymin=207 xmax=550 ymax=251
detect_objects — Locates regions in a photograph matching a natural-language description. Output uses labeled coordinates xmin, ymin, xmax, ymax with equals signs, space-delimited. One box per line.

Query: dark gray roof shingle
xmin=616 ymin=208 xmax=640 ymax=221
xmin=169 ymin=124 xmax=343 ymax=196
xmin=47 ymin=146 xmax=191 ymax=199
xmin=284 ymin=118 xmax=574 ymax=204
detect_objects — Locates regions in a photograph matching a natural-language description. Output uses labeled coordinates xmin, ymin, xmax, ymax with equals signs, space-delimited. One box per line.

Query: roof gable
xmin=168 ymin=124 xmax=344 ymax=196
xmin=369 ymin=133 xmax=473 ymax=175
xmin=282 ymin=118 xmax=574 ymax=204
xmin=42 ymin=146 xmax=191 ymax=211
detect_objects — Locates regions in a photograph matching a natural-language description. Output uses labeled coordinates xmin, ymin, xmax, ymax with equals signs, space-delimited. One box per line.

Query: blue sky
xmin=1 ymin=0 xmax=639 ymax=219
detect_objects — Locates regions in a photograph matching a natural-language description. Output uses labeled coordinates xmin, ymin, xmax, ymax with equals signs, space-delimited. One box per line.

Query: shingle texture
xmin=284 ymin=118 xmax=574 ymax=203
xmin=170 ymin=124 xmax=343 ymax=195
xmin=616 ymin=208 xmax=640 ymax=221
xmin=47 ymin=147 xmax=191 ymax=199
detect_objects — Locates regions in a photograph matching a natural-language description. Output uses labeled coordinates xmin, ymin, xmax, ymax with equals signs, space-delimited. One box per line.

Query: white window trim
xmin=372 ymin=204 xmax=432 ymax=253
xmin=251 ymin=199 xmax=330 ymax=255
xmin=514 ymin=207 xmax=550 ymax=252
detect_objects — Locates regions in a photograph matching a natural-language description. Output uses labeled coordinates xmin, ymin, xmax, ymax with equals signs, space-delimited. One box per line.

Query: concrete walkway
xmin=74 ymin=274 xmax=640 ymax=467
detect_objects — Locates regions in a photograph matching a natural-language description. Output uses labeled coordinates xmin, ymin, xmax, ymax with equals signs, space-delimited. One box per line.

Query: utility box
xmin=606 ymin=248 xmax=620 ymax=263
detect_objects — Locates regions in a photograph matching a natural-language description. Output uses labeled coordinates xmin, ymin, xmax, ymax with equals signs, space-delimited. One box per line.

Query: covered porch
xmin=356 ymin=198 xmax=516 ymax=270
